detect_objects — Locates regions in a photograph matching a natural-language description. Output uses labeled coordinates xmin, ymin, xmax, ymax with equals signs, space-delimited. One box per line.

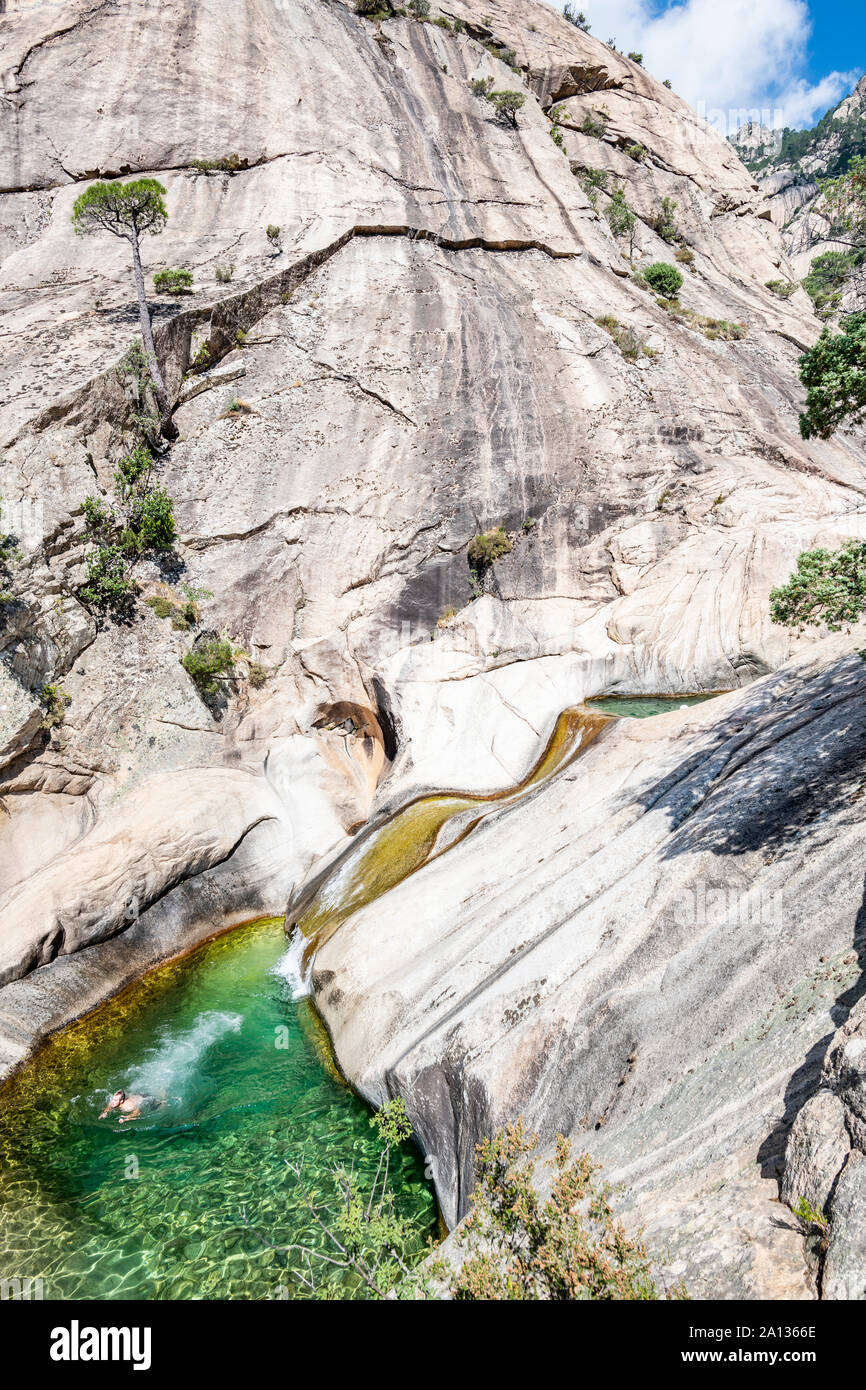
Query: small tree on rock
xmin=606 ymin=185 xmax=637 ymax=258
xmin=488 ymin=90 xmax=526 ymax=128
xmin=72 ymin=180 xmax=172 ymax=427
xmin=770 ymin=540 xmax=866 ymax=632
xmin=451 ymin=1120 xmax=663 ymax=1300
xmin=798 ymin=311 xmax=866 ymax=439
xmin=562 ymin=4 xmax=591 ymax=29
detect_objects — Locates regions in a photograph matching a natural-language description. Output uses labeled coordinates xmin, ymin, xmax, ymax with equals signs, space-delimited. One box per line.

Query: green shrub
xmin=625 ymin=143 xmax=646 ymax=161
xmin=248 ymin=661 xmax=270 ymax=688
xmin=581 ymin=109 xmax=608 ymax=138
xmin=765 ymin=278 xmax=796 ymax=299
xmin=470 ymin=76 xmax=494 ymax=97
xmin=190 ymin=341 xmax=213 ymax=371
xmin=577 ymin=166 xmax=608 ymax=205
xmin=562 ymin=4 xmax=590 ymax=30
xmin=770 ymin=539 xmax=866 ymax=630
xmin=699 ymin=317 xmax=746 ymax=341
xmin=549 ymin=107 xmax=567 ymax=150
xmin=79 ymin=545 xmax=134 ymax=610
xmin=627 ymin=51 xmax=643 ymax=65
xmin=451 ymin=1121 xmax=663 ymax=1300
xmin=650 ymin=195 xmax=678 ymax=243
xmin=468 ymin=526 xmax=512 ymax=568
xmin=146 ymin=595 xmax=175 ymax=619
xmin=661 ymin=306 xmax=745 ymax=341
xmin=488 ymin=90 xmax=526 ymax=127
xmin=266 ymin=224 xmax=281 ymax=245
xmin=190 ymin=153 xmax=242 ymax=175
xmin=675 ymin=246 xmax=695 ymax=268
xmin=127 ymin=486 xmax=176 ymax=552
xmin=113 ymin=445 xmax=153 ymax=502
xmin=793 ymin=1196 xmax=828 ymax=1230
xmin=802 ymin=250 xmax=862 ymax=318
xmin=82 ymin=494 xmax=114 ymax=536
xmin=409 ymin=0 xmax=429 ymax=16
xmin=606 ymin=186 xmax=637 ymax=256
xmin=643 ymin=261 xmax=683 ymax=298
xmin=798 ymin=312 xmax=866 ymax=437
xmin=182 ymin=637 xmax=237 ymax=696
xmin=79 ymin=439 xmax=177 ymax=613
xmin=481 ymin=39 xmax=519 ymax=69
xmin=595 ymin=315 xmax=654 ymax=363
xmin=39 ymin=683 xmax=71 ymax=730
xmin=147 ymin=584 xmax=207 ymax=628
xmin=153 ymin=268 xmax=193 ymax=295
xmin=215 ymin=264 xmax=234 ymax=284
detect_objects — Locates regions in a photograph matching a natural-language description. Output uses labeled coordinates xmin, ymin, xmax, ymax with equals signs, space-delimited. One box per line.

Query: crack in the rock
xmin=15 ymin=223 xmax=575 ymax=445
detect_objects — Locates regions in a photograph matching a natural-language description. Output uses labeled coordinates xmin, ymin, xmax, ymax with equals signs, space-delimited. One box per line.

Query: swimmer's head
xmin=100 ymin=1089 xmax=126 ymax=1117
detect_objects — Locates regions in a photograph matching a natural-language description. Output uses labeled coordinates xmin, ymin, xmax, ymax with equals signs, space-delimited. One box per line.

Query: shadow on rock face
xmin=641 ymin=653 xmax=866 ymax=863
xmin=757 ymin=877 xmax=866 ymax=1180
xmin=630 ymin=651 xmax=866 ymax=1180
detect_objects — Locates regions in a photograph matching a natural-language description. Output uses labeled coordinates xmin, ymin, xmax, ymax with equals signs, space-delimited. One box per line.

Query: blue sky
xmin=556 ymin=0 xmax=863 ymax=132
xmin=806 ymin=0 xmax=865 ymax=97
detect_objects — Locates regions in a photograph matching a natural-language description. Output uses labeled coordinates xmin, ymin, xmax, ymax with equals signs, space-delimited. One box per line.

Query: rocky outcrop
xmin=0 ymin=0 xmax=865 ymax=1299
xmin=731 ymin=76 xmax=866 ymax=281
xmin=776 ymin=986 xmax=866 ymax=1298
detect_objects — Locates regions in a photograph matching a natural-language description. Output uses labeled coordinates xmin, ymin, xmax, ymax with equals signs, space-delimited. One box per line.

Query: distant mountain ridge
xmin=731 ymin=74 xmax=866 ymax=274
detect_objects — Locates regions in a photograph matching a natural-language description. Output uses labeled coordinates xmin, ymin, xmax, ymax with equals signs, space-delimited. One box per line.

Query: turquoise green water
xmin=0 ymin=918 xmax=436 ymax=1300
xmin=587 ymin=694 xmax=720 ymax=719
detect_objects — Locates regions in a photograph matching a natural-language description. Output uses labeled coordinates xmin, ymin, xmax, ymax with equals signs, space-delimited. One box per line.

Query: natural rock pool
xmin=587 ymin=694 xmax=721 ymax=719
xmin=0 ymin=917 xmax=436 ymax=1299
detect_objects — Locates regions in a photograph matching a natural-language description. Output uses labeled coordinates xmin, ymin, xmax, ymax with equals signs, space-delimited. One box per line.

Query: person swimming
xmin=99 ymin=1089 xmax=161 ymax=1124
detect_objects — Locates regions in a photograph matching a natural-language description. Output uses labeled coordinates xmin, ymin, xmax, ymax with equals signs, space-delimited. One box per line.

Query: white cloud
xmin=563 ymin=0 xmax=860 ymax=133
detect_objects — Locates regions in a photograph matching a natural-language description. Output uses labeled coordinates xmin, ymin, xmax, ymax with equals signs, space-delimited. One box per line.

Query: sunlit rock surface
xmin=317 ymin=638 xmax=866 ymax=1295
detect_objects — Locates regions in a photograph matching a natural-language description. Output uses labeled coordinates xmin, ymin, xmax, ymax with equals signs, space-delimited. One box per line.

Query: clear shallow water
xmin=0 ymin=918 xmax=436 ymax=1300
xmin=587 ymin=694 xmax=721 ymax=719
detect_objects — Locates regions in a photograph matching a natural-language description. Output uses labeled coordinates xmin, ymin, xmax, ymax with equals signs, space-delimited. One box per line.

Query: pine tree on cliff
xmin=71 ymin=179 xmax=173 ymax=430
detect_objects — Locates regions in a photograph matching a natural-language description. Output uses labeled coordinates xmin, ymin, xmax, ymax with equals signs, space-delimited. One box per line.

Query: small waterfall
xmin=271 ymin=926 xmax=310 ymax=999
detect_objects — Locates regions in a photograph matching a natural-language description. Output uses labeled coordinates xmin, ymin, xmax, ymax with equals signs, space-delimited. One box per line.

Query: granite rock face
xmin=780 ymin=1090 xmax=851 ymax=1216
xmin=0 ymin=0 xmax=865 ymax=1298
xmin=316 ymin=637 xmax=866 ymax=1296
